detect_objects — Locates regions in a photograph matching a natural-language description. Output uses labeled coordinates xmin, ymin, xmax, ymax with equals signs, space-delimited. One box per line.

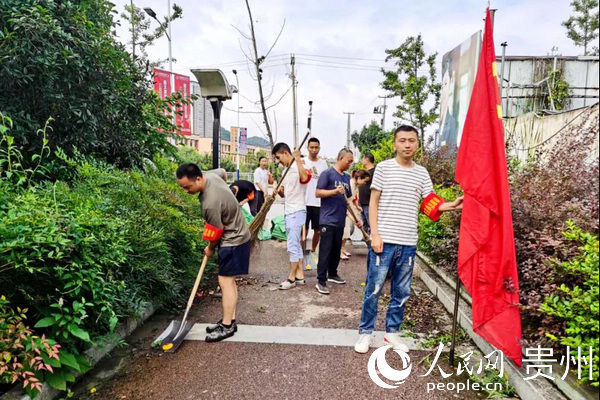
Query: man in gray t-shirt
xmin=176 ymin=163 xmax=251 ymax=343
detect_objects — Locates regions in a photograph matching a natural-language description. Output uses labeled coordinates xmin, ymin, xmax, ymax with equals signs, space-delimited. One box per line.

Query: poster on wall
xmin=239 ymin=127 xmax=247 ymax=155
xmin=173 ymin=73 xmax=191 ymax=136
xmin=437 ymin=31 xmax=481 ymax=148
xmin=153 ymin=68 xmax=171 ymax=118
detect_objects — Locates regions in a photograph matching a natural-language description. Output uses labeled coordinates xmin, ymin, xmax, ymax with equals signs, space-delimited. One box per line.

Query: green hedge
xmin=1 ymin=148 xmax=213 ymax=395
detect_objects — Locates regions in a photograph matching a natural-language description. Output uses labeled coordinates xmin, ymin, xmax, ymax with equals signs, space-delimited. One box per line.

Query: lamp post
xmin=144 ymin=3 xmax=175 ymax=128
xmin=191 ymin=69 xmax=233 ymax=169
xmin=232 ymin=69 xmax=240 ymax=180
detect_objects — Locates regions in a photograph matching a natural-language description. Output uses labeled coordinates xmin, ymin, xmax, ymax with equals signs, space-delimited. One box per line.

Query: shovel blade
xmin=163 ymin=321 xmax=194 ymax=353
xmin=152 ymin=320 xmax=181 ymax=349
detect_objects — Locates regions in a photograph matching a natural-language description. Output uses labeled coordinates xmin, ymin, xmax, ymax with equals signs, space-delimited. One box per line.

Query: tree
xmin=381 ymin=35 xmax=441 ymax=143
xmin=563 ymin=0 xmax=599 ymax=55
xmin=121 ymin=2 xmax=183 ymax=66
xmin=351 ymin=121 xmax=391 ymax=156
xmin=231 ymin=0 xmax=286 ymax=149
xmin=0 ymin=0 xmax=174 ymax=168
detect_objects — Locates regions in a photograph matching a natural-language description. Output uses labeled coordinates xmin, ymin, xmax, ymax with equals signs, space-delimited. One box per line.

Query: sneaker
xmin=315 ymin=283 xmax=330 ymax=295
xmin=279 ymin=279 xmax=296 ymax=290
xmin=295 ymin=278 xmax=306 ymax=285
xmin=354 ymin=333 xmax=372 ymax=353
xmin=205 ymin=324 xmax=235 ymax=343
xmin=383 ymin=332 xmax=409 ymax=352
xmin=206 ymin=319 xmax=237 ymax=334
xmin=327 ymin=275 xmax=346 ymax=284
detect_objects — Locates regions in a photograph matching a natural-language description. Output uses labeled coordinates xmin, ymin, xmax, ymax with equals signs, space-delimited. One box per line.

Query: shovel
xmin=346 ymin=197 xmax=371 ymax=247
xmin=153 ymin=254 xmax=210 ymax=352
xmin=301 ymin=225 xmax=313 ymax=271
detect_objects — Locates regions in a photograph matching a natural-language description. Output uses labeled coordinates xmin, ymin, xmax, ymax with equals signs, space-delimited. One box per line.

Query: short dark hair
xmin=272 ymin=142 xmax=291 ymax=155
xmin=307 ymin=137 xmax=320 ymax=145
xmin=394 ymin=125 xmax=419 ymax=140
xmin=176 ymin=163 xmax=202 ymax=179
xmin=258 ymin=156 xmax=267 ymax=166
xmin=337 ymin=148 xmax=352 ymax=160
xmin=362 ymin=152 xmax=375 ymax=163
xmin=355 ymin=169 xmax=371 ymax=180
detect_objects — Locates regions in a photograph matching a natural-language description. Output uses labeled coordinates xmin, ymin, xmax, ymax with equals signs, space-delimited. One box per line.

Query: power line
xmin=295 ymin=53 xmax=385 ymax=62
xmin=296 ymin=62 xmax=381 ymax=71
xmin=296 ymin=55 xmax=384 ymax=69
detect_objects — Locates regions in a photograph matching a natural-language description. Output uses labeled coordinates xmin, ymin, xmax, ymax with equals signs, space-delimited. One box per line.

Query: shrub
xmin=0 ymin=0 xmax=174 ymax=168
xmin=1 ymin=117 xmax=213 ymax=395
xmin=540 ymin=222 xmax=599 ymax=387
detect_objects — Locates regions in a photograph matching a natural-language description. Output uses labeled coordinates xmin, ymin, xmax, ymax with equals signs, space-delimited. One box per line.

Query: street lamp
xmin=191 ymin=69 xmax=233 ymax=169
xmin=143 ymin=5 xmax=172 ymax=73
xmin=145 ymin=3 xmax=175 ymax=128
xmin=232 ymin=69 xmax=240 ymax=180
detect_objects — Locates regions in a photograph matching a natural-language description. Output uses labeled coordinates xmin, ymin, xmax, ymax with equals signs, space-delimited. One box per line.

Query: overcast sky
xmin=111 ymin=0 xmax=580 ymax=158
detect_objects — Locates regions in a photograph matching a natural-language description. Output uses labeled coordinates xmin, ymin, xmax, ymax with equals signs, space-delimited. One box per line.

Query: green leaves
xmin=34 ymin=317 xmax=56 ymax=328
xmin=381 ymin=34 xmax=440 ymax=142
xmin=541 ymin=222 xmax=599 ymax=387
xmin=67 ymin=325 xmax=90 ymax=343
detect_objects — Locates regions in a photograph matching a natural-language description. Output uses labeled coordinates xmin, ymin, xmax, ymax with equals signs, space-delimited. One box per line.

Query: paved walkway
xmin=75 ymin=236 xmax=485 ymax=400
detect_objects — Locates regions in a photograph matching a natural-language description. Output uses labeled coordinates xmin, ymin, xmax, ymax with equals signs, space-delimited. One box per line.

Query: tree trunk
xmin=245 ymin=0 xmax=274 ymax=149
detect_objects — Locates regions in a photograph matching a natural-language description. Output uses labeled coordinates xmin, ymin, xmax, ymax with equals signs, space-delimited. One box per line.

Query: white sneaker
xmin=383 ymin=333 xmax=409 ymax=352
xmin=354 ymin=333 xmax=372 ymax=353
xmin=278 ymin=279 xmax=296 ymax=290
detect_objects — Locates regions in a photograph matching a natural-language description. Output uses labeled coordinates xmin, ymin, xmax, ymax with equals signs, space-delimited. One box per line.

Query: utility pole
xmin=343 ymin=112 xmax=354 ymax=149
xmin=380 ymin=96 xmax=389 ymax=130
xmin=130 ymin=0 xmax=136 ymax=58
xmin=291 ymin=54 xmax=298 ymax=148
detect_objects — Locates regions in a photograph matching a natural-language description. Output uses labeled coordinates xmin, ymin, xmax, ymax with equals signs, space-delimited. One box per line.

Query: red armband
xmin=420 ymin=193 xmax=444 ymax=221
xmin=202 ymin=223 xmax=224 ymax=241
xmin=299 ymin=168 xmax=311 ymax=184
xmin=247 ymin=191 xmax=255 ymax=201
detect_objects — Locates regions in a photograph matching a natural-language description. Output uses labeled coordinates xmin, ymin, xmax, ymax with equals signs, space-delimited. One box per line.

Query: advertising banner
xmin=239 ymin=127 xmax=247 ymax=155
xmin=173 ymin=73 xmax=191 ymax=136
xmin=153 ymin=68 xmax=171 ymax=118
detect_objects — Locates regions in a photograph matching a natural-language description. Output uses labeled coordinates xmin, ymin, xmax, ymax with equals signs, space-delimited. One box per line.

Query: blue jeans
xmin=360 ymin=206 xmax=370 ymax=235
xmin=358 ymin=244 xmax=417 ymax=334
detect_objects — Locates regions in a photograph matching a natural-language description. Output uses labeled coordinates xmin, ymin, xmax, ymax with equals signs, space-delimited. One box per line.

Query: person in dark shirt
xmin=314 ymin=148 xmax=362 ymax=295
xmin=357 ymin=153 xmax=376 ymax=234
xmin=229 ymin=180 xmax=256 ymax=205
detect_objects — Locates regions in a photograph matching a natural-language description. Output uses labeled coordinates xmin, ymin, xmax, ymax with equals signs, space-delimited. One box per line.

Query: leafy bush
xmin=0 ymin=0 xmax=174 ymax=168
xmin=0 ymin=296 xmax=88 ymax=397
xmin=1 ymin=118 xmax=213 ymax=395
xmin=540 ymin=222 xmax=599 ymax=387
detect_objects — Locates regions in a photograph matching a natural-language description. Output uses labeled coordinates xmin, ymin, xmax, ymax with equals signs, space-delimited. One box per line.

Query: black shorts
xmin=305 ymin=206 xmax=321 ymax=231
xmin=217 ymin=241 xmax=250 ymax=276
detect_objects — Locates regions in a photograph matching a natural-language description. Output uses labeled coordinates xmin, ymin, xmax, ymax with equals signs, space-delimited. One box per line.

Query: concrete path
xmin=74 ymin=239 xmax=488 ymax=400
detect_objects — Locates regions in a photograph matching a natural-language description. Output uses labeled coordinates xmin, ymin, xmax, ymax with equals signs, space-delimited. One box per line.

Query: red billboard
xmin=173 ymin=73 xmax=191 ymax=136
xmin=152 ymin=68 xmax=191 ymax=136
xmin=153 ymin=68 xmax=171 ymax=118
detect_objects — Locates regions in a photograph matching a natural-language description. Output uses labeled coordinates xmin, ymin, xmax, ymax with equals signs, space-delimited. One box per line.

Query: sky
xmin=111 ymin=0 xmax=581 ymax=158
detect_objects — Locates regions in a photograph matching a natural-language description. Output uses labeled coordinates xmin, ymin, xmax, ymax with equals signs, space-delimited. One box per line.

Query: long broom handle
xmin=271 ymin=101 xmax=313 ymax=197
xmin=345 ymin=197 xmax=371 ymax=245
xmin=175 ymin=254 xmax=209 ymax=338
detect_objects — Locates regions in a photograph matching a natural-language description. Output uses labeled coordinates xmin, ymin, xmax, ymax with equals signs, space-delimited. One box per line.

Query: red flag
xmin=455 ymin=9 xmax=522 ymax=367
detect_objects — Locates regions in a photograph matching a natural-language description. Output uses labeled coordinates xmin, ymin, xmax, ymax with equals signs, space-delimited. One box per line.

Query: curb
xmin=414 ymin=252 xmax=569 ymax=400
xmin=1 ymin=303 xmax=157 ymax=400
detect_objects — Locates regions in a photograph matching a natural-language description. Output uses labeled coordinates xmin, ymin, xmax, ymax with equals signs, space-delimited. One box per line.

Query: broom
xmin=249 ymin=101 xmax=313 ymax=243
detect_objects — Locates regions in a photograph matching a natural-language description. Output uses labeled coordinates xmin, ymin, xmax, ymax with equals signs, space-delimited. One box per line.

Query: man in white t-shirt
xmin=252 ymin=156 xmax=270 ymax=216
xmin=272 ymin=142 xmax=311 ymax=290
xmin=354 ymin=125 xmax=463 ymax=354
xmin=303 ymin=138 xmax=329 ymax=257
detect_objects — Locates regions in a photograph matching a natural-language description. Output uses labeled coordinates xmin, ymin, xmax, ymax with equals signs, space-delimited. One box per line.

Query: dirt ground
xmin=73 ymin=240 xmax=489 ymax=400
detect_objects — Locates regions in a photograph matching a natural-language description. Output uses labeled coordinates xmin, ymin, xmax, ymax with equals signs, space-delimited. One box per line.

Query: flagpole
xmin=449 ymin=277 xmax=462 ymax=366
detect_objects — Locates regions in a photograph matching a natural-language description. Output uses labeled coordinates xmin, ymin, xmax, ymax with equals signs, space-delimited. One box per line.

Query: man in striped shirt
xmin=354 ymin=125 xmax=463 ymax=354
